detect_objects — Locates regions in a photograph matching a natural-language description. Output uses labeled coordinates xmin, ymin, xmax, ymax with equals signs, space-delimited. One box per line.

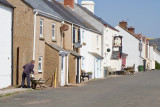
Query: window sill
xmin=52 ymin=39 xmax=57 ymax=42
xmin=38 ymin=71 xmax=42 ymax=74
xmin=82 ymin=42 xmax=86 ymax=45
xmin=39 ymin=37 xmax=45 ymax=41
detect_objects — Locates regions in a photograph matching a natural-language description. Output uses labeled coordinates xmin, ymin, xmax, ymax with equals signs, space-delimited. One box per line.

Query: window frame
xmin=40 ymin=19 xmax=44 ymax=38
xmin=38 ymin=56 xmax=43 ymax=72
xmin=52 ymin=23 xmax=56 ymax=40
xmin=97 ymin=35 xmax=99 ymax=49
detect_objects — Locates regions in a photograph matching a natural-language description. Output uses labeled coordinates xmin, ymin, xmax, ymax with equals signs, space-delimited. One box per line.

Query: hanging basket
xmin=107 ymin=48 xmax=111 ymax=52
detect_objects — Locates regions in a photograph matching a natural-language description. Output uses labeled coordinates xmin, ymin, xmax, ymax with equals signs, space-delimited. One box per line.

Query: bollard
xmin=55 ymin=68 xmax=57 ymax=88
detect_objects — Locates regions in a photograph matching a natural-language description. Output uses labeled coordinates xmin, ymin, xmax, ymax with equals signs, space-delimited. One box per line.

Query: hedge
xmin=155 ymin=61 xmax=160 ymax=70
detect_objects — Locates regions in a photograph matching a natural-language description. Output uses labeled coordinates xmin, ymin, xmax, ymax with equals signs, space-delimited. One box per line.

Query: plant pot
xmin=88 ymin=74 xmax=92 ymax=79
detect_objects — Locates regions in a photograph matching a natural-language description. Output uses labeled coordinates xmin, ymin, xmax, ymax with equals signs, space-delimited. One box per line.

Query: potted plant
xmin=88 ymin=72 xmax=92 ymax=79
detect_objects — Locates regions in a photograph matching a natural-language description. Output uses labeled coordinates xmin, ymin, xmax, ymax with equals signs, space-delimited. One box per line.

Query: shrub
xmin=155 ymin=61 xmax=160 ymax=70
xmin=88 ymin=72 xmax=92 ymax=74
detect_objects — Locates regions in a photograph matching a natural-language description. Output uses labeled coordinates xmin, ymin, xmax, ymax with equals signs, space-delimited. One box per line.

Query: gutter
xmin=33 ymin=10 xmax=38 ymax=60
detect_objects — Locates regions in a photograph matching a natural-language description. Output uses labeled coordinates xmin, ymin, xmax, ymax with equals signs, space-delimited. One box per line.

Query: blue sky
xmin=77 ymin=0 xmax=160 ymax=38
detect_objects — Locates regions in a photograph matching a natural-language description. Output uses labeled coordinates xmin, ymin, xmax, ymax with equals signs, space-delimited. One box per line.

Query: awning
xmin=46 ymin=42 xmax=69 ymax=55
xmin=67 ymin=50 xmax=82 ymax=57
xmin=89 ymin=52 xmax=103 ymax=59
xmin=122 ymin=53 xmax=128 ymax=58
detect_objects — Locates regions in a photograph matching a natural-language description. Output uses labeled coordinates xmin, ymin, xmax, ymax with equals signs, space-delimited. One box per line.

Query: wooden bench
xmin=106 ymin=66 xmax=116 ymax=75
xmin=124 ymin=64 xmax=135 ymax=75
xmin=81 ymin=72 xmax=89 ymax=82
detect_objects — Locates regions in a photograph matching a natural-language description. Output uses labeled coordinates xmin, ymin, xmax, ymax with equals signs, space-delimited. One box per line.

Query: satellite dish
xmin=61 ymin=24 xmax=69 ymax=31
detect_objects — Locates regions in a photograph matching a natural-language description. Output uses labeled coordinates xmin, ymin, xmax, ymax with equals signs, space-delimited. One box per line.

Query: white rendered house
xmin=115 ymin=24 xmax=142 ymax=71
xmin=0 ymin=0 xmax=13 ymax=89
xmin=74 ymin=1 xmax=121 ymax=77
xmin=80 ymin=28 xmax=103 ymax=79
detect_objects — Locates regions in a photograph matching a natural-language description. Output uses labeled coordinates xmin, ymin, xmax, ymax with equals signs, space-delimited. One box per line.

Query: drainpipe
xmin=61 ymin=20 xmax=64 ymax=48
xmin=11 ymin=7 xmax=14 ymax=86
xmin=33 ymin=11 xmax=38 ymax=60
xmin=66 ymin=53 xmax=70 ymax=85
xmin=72 ymin=24 xmax=73 ymax=50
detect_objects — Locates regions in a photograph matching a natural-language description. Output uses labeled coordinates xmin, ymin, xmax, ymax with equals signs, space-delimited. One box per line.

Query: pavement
xmin=0 ymin=70 xmax=160 ymax=107
xmin=0 ymin=87 xmax=32 ymax=97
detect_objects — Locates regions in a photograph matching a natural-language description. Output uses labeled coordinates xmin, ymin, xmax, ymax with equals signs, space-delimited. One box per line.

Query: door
xmin=76 ymin=58 xmax=80 ymax=84
xmin=61 ymin=55 xmax=65 ymax=87
xmin=95 ymin=59 xmax=100 ymax=78
xmin=0 ymin=6 xmax=12 ymax=88
xmin=122 ymin=57 xmax=126 ymax=67
xmin=97 ymin=59 xmax=100 ymax=78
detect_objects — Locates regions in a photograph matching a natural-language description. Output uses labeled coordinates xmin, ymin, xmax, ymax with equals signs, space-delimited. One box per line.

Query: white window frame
xmin=52 ymin=23 xmax=56 ymax=40
xmin=40 ymin=19 xmax=43 ymax=38
xmin=97 ymin=35 xmax=99 ymax=49
xmin=81 ymin=57 xmax=85 ymax=70
xmin=75 ymin=28 xmax=77 ymax=42
xmin=82 ymin=30 xmax=85 ymax=43
xmin=38 ymin=56 xmax=43 ymax=72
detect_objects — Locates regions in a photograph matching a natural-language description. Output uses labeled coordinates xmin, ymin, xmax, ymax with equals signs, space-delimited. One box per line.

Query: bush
xmin=88 ymin=72 xmax=92 ymax=74
xmin=155 ymin=61 xmax=160 ymax=70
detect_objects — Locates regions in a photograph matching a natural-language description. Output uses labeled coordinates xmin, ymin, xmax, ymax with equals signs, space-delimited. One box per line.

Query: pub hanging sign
xmin=114 ymin=36 xmax=122 ymax=47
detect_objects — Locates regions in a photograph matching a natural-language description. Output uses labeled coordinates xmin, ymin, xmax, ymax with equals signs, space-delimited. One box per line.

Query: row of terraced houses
xmin=0 ymin=0 xmax=160 ymax=89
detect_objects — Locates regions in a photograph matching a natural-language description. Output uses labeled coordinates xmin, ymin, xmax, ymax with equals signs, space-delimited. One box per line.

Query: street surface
xmin=0 ymin=71 xmax=160 ymax=107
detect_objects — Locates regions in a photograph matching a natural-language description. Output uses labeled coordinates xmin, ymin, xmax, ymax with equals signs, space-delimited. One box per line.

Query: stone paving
xmin=0 ymin=87 xmax=31 ymax=96
xmin=0 ymin=70 xmax=160 ymax=107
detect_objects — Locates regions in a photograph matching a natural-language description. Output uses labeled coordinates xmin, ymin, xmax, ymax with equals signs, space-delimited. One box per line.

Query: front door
xmin=95 ymin=59 xmax=100 ymax=78
xmin=0 ymin=6 xmax=12 ymax=88
xmin=61 ymin=55 xmax=65 ymax=87
xmin=97 ymin=59 xmax=100 ymax=78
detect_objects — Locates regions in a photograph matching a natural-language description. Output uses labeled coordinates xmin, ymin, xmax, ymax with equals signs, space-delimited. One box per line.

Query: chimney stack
xmin=61 ymin=0 xmax=77 ymax=8
xmin=119 ymin=20 xmax=128 ymax=29
xmin=81 ymin=1 xmax=95 ymax=13
xmin=128 ymin=26 xmax=135 ymax=34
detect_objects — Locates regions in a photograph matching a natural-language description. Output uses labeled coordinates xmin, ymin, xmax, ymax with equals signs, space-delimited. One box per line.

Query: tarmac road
xmin=0 ymin=70 xmax=160 ymax=107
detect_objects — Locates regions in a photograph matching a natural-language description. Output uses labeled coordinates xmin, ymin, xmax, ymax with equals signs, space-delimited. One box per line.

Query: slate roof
xmin=0 ymin=0 xmax=14 ymax=8
xmin=67 ymin=50 xmax=82 ymax=57
xmin=65 ymin=6 xmax=102 ymax=34
xmin=46 ymin=42 xmax=67 ymax=52
xmin=149 ymin=38 xmax=160 ymax=52
xmin=44 ymin=0 xmax=101 ymax=33
xmin=24 ymin=0 xmax=63 ymax=19
xmin=76 ymin=4 xmax=119 ymax=32
xmin=111 ymin=51 xmax=120 ymax=60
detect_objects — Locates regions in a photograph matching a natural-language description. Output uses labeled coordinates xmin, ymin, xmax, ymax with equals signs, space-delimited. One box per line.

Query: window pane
xmin=39 ymin=63 xmax=41 ymax=70
xmin=40 ymin=20 xmax=43 ymax=25
xmin=40 ymin=26 xmax=42 ymax=34
xmin=52 ymin=24 xmax=55 ymax=28
xmin=52 ymin=30 xmax=55 ymax=39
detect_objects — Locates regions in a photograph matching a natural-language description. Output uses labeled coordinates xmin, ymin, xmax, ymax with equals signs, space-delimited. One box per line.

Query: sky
xmin=77 ymin=0 xmax=160 ymax=38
